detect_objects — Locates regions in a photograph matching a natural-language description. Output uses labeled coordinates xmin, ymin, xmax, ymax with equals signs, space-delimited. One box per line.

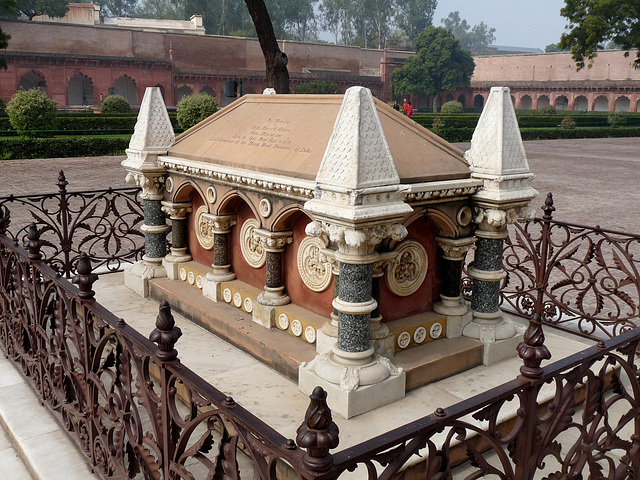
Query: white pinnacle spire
xmin=128 ymin=87 xmax=175 ymax=154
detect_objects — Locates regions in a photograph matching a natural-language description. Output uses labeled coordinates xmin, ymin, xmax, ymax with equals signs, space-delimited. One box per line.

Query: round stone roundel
xmin=239 ymin=218 xmax=266 ymax=268
xmin=386 ymin=240 xmax=428 ymax=297
xmin=194 ymin=205 xmax=215 ymax=250
xmin=297 ymin=236 xmax=332 ymax=292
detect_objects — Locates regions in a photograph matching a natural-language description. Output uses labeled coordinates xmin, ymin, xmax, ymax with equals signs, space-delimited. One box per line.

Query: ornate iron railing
xmin=1 ymin=209 xmax=640 ymax=479
xmin=0 ymin=171 xmax=145 ymax=278
xmin=463 ymin=193 xmax=640 ymax=340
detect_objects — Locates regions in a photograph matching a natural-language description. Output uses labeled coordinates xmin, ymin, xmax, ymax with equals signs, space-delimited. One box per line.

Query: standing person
xmin=393 ymin=100 xmax=400 ymax=111
xmin=402 ymin=98 xmax=408 ymax=114
xmin=406 ymin=101 xmax=413 ymax=117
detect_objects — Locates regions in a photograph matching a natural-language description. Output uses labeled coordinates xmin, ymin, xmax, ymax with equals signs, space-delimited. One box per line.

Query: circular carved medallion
xmin=196 ymin=275 xmax=203 ymax=289
xmin=397 ymin=331 xmax=411 ymax=349
xmin=233 ymin=292 xmax=242 ymax=307
xmin=240 ymin=218 xmax=266 ymax=268
xmin=194 ymin=205 xmax=215 ymax=250
xmin=291 ymin=319 xmax=303 ymax=337
xmin=430 ymin=322 xmax=443 ymax=339
xmin=223 ymin=288 xmax=232 ymax=303
xmin=304 ymin=326 xmax=316 ymax=343
xmin=259 ymin=198 xmax=272 ymax=218
xmin=457 ymin=206 xmax=473 ymax=227
xmin=165 ymin=176 xmax=174 ymax=193
xmin=243 ymin=297 xmax=253 ymax=313
xmin=278 ymin=313 xmax=290 ymax=330
xmin=386 ymin=240 xmax=428 ymax=297
xmin=297 ymin=236 xmax=332 ymax=292
xmin=187 ymin=271 xmax=195 ymax=285
xmin=179 ymin=267 xmax=187 ymax=281
xmin=413 ymin=326 xmax=427 ymax=344
xmin=206 ymin=186 xmax=217 ymax=204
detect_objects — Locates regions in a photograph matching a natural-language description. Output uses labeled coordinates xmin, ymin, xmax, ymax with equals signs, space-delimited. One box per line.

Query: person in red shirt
xmin=402 ymin=98 xmax=408 ymax=114
xmin=406 ymin=101 xmax=413 ymax=117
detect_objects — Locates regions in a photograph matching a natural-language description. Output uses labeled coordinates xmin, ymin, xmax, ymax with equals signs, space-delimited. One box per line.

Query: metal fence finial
xmin=72 ymin=252 xmax=98 ymax=300
xmin=296 ymin=386 xmax=339 ymax=472
xmin=149 ymin=301 xmax=182 ymax=361
xmin=24 ymin=223 xmax=44 ymax=260
xmin=0 ymin=206 xmax=10 ymax=235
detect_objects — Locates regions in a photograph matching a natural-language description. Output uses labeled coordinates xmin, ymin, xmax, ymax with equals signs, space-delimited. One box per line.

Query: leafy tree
xmin=0 ymin=0 xmax=15 ymax=70
xmin=544 ymin=43 xmax=567 ymax=53
xmin=441 ymin=11 xmax=495 ymax=54
xmin=559 ymin=0 xmax=640 ymax=68
xmin=176 ymin=93 xmax=219 ymax=129
xmin=319 ymin=0 xmax=354 ymax=44
xmin=95 ymin=0 xmax=136 ymax=17
xmin=293 ymin=79 xmax=337 ymax=93
xmin=14 ymin=0 xmax=68 ymax=20
xmin=135 ymin=0 xmax=186 ymax=21
xmin=6 ymin=88 xmax=57 ymax=137
xmin=101 ymin=94 xmax=130 ymax=113
xmin=391 ymin=26 xmax=474 ymax=112
xmin=394 ymin=0 xmax=437 ymax=43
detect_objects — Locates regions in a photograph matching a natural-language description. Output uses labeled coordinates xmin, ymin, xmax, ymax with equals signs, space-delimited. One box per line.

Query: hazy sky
xmin=433 ymin=0 xmax=568 ymax=50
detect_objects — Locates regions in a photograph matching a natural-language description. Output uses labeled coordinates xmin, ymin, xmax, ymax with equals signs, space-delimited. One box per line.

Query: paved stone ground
xmin=0 ymin=137 xmax=638 ymax=233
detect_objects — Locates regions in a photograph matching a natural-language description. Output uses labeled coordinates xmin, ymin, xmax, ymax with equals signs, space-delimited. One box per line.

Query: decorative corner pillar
xmin=463 ymin=86 xmax=538 ymax=365
xmin=315 ymin=249 xmax=340 ymax=354
xmin=201 ymin=214 xmax=237 ymax=302
xmin=433 ymin=236 xmax=476 ymax=338
xmin=161 ymin=201 xmax=193 ymax=279
xmin=121 ymin=86 xmax=175 ymax=298
xmin=252 ymin=229 xmax=294 ymax=328
xmin=369 ymin=252 xmax=396 ymax=357
xmin=297 ymin=86 xmax=413 ymax=418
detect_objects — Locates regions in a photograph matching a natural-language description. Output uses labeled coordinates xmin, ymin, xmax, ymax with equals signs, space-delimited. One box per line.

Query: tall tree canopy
xmin=391 ymin=26 xmax=474 ymax=112
xmin=395 ymin=0 xmax=437 ymax=43
xmin=14 ymin=0 xmax=68 ymax=20
xmin=559 ymin=0 xmax=640 ymax=68
xmin=0 ymin=0 xmax=16 ymax=69
xmin=441 ymin=11 xmax=495 ymax=54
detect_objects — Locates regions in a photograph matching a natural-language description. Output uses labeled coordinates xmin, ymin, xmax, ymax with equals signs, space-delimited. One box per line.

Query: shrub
xmin=176 ymin=93 xmax=219 ymax=130
xmin=6 ymin=89 xmax=58 ymax=137
xmin=432 ymin=117 xmax=445 ymax=130
xmin=560 ymin=116 xmax=576 ymax=129
xmin=293 ymin=79 xmax=338 ymax=94
xmin=101 ymin=95 xmax=131 ymax=114
xmin=440 ymin=101 xmax=463 ymax=114
xmin=0 ymin=98 xmax=5 ymax=115
xmin=536 ymin=105 xmax=557 ymax=115
xmin=0 ymin=136 xmax=131 ymax=159
xmin=607 ymin=112 xmax=627 ymax=128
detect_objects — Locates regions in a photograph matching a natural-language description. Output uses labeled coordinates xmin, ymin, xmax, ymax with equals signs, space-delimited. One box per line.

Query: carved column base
xmin=162 ymin=248 xmax=192 ymax=280
xmin=434 ymin=295 xmax=471 ymax=339
xmin=257 ymin=286 xmax=290 ymax=307
xmin=124 ymin=258 xmax=167 ymax=298
xmin=370 ymin=316 xmax=394 ymax=357
xmin=298 ymin=345 xmax=405 ymax=419
xmin=202 ymin=267 xmax=236 ymax=302
xmin=463 ymin=311 xmax=524 ymax=365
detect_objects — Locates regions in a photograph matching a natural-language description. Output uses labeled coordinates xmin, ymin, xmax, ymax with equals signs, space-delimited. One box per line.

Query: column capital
xmin=436 ymin=236 xmax=477 ymax=261
xmin=306 ymin=220 xmax=407 ymax=263
xmin=161 ymin=201 xmax=192 ymax=220
xmin=472 ymin=205 xmax=536 ymax=234
xmin=372 ymin=251 xmax=396 ymax=277
xmin=252 ymin=229 xmax=293 ymax=253
xmin=201 ymin=213 xmax=237 ymax=234
xmin=125 ymin=170 xmax=166 ymax=200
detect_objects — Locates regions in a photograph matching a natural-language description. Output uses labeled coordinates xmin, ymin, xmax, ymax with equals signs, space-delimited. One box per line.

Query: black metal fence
xmin=1 ymin=214 xmax=639 ymax=479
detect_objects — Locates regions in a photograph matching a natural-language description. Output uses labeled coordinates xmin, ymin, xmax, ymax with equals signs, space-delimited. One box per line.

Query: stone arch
xmin=593 ymin=95 xmax=609 ymax=111
xmin=154 ymin=84 xmax=166 ymax=100
xmin=555 ymin=95 xmax=569 ymax=110
xmin=574 ymin=95 xmax=588 ymax=112
xmin=68 ymin=72 xmax=94 ymax=106
xmin=172 ymin=180 xmax=205 ymax=205
xmin=615 ymin=96 xmax=630 ymax=112
xmin=457 ymin=94 xmax=465 ymax=106
xmin=177 ymin=85 xmax=193 ymax=103
xmin=19 ymin=71 xmax=47 ymax=94
xmin=200 ymin=85 xmax=215 ymax=96
xmin=217 ymin=190 xmax=260 ymax=220
xmin=113 ymin=75 xmax=137 ymax=105
xmin=520 ymin=95 xmax=532 ymax=110
xmin=537 ymin=95 xmax=550 ymax=109
xmin=473 ymin=94 xmax=484 ymax=108
xmin=444 ymin=93 xmax=454 ymax=103
xmin=272 ymin=204 xmax=306 ymax=231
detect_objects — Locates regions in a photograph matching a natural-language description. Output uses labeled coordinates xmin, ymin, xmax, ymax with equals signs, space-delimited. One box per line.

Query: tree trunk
xmin=244 ymin=0 xmax=290 ymax=93
xmin=433 ymin=92 xmax=440 ymax=113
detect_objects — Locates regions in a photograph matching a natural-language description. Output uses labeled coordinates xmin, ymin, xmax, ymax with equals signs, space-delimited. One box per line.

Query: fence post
xmin=149 ymin=301 xmax=182 ymax=477
xmin=56 ymin=171 xmax=73 ymax=278
xmin=296 ymin=386 xmax=340 ymax=473
xmin=72 ymin=252 xmax=98 ymax=300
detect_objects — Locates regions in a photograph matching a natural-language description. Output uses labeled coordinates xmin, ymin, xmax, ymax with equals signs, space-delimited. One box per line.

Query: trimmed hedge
xmin=0 ymin=136 xmax=131 ymax=160
xmin=429 ymin=125 xmax=640 ymax=142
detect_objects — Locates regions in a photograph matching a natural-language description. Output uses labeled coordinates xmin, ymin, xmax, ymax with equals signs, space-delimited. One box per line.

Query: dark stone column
xmin=336 ymin=262 xmax=373 ymax=352
xmin=142 ymin=199 xmax=169 ymax=261
xmin=202 ymin=214 xmax=237 ymax=301
xmin=255 ymin=229 xmax=293 ymax=307
xmin=161 ymin=201 xmax=192 ymax=280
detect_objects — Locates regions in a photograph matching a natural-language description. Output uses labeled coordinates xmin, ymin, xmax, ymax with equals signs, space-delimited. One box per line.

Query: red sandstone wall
xmin=472 ymin=51 xmax=640 ymax=83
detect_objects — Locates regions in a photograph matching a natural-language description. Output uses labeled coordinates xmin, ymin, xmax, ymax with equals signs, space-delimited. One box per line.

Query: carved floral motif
xmin=297 ymin=236 xmax=332 ymax=292
xmin=386 ymin=240 xmax=428 ymax=297
xmin=240 ymin=218 xmax=266 ymax=268
xmin=194 ymin=205 xmax=215 ymax=250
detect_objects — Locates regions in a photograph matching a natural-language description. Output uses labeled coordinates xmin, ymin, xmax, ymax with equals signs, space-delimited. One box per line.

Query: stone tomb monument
xmin=122 ymin=86 xmax=537 ymax=418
